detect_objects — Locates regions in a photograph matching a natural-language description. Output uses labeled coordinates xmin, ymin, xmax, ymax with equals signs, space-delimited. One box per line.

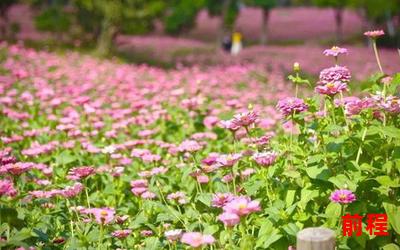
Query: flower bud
xmin=293 ymin=62 xmax=300 ymax=72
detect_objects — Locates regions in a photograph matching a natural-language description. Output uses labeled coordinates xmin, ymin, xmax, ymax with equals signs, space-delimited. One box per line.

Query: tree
xmin=312 ymin=0 xmax=350 ymax=43
xmin=204 ymin=0 xmax=241 ymax=44
xmin=72 ymin=0 xmax=165 ymax=56
xmin=0 ymin=0 xmax=18 ymax=39
xmin=163 ymin=0 xmax=204 ymax=35
xmin=247 ymin=0 xmax=276 ymax=45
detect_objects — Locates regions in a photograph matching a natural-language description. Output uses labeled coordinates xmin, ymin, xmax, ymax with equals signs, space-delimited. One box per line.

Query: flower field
xmin=0 ymin=35 xmax=400 ymax=250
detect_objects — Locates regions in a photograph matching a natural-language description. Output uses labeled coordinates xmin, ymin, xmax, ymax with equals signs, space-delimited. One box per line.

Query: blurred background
xmin=0 ymin=0 xmax=399 ymax=70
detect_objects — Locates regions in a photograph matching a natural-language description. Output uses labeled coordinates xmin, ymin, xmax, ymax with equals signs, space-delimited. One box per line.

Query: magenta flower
xmin=252 ymin=151 xmax=278 ymax=167
xmin=181 ymin=232 xmax=215 ymax=248
xmin=319 ymin=66 xmax=351 ymax=85
xmin=223 ymin=196 xmax=261 ymax=216
xmin=67 ymin=166 xmax=95 ymax=180
xmin=232 ymin=111 xmax=259 ymax=127
xmin=330 ymin=189 xmax=356 ymax=204
xmin=140 ymin=230 xmax=153 ymax=237
xmin=61 ymin=182 xmax=84 ymax=198
xmin=276 ymin=97 xmax=308 ymax=116
xmin=382 ymin=96 xmax=400 ymax=114
xmin=212 ymin=192 xmax=235 ymax=208
xmin=364 ymin=30 xmax=385 ymax=38
xmin=323 ymin=46 xmax=348 ymax=57
xmin=111 ymin=229 xmax=132 ymax=239
xmin=218 ymin=212 xmax=240 ymax=227
xmin=0 ymin=179 xmax=17 ymax=197
xmin=315 ymin=82 xmax=348 ymax=96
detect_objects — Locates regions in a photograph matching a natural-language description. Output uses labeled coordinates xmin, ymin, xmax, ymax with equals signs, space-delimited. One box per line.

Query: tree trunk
xmin=0 ymin=9 xmax=8 ymax=39
xmin=96 ymin=18 xmax=118 ymax=57
xmin=217 ymin=0 xmax=232 ymax=46
xmin=385 ymin=11 xmax=395 ymax=37
xmin=334 ymin=7 xmax=343 ymax=44
xmin=260 ymin=8 xmax=270 ymax=45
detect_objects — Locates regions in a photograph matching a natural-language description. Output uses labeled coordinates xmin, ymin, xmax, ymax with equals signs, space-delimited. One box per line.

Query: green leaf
xmin=144 ymin=237 xmax=161 ymax=250
xmin=55 ymin=150 xmax=76 ymax=165
xmin=380 ymin=126 xmax=400 ymax=139
xmin=243 ymin=180 xmax=263 ymax=196
xmin=196 ymin=193 xmax=212 ymax=207
xmin=285 ymin=190 xmax=296 ymax=208
xmin=156 ymin=213 xmax=175 ymax=223
xmin=382 ymin=243 xmax=400 ymax=250
xmin=306 ymin=165 xmax=331 ymax=180
xmin=325 ymin=202 xmax=342 ymax=227
xmin=282 ymin=223 xmax=299 ymax=236
xmin=383 ymin=202 xmax=400 ymax=234
xmin=376 ymin=176 xmax=400 ymax=188
xmin=32 ymin=228 xmax=49 ymax=242
xmin=329 ymin=174 xmax=357 ymax=190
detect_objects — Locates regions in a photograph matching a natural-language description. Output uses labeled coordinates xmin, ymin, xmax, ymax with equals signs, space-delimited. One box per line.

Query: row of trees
xmin=0 ymin=0 xmax=399 ymax=56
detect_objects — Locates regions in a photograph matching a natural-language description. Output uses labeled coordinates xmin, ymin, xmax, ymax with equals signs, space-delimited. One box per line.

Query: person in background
xmin=231 ymin=32 xmax=242 ymax=55
xmin=221 ymin=35 xmax=232 ymax=53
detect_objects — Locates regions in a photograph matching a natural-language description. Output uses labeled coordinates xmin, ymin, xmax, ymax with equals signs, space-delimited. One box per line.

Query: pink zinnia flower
xmin=252 ymin=151 xmax=278 ymax=167
xmin=218 ymin=212 xmax=240 ymax=227
xmin=232 ymin=111 xmax=258 ymax=127
xmin=212 ymin=193 xmax=235 ymax=208
xmin=178 ymin=140 xmax=203 ymax=153
xmin=315 ymin=81 xmax=348 ymax=96
xmin=111 ymin=229 xmax=132 ymax=239
xmin=319 ymin=66 xmax=351 ymax=85
xmin=181 ymin=232 xmax=215 ymax=248
xmin=165 ymin=229 xmax=182 ymax=242
xmin=276 ymin=97 xmax=308 ymax=116
xmin=219 ymin=119 xmax=240 ymax=131
xmin=140 ymin=230 xmax=153 ymax=237
xmin=216 ymin=153 xmax=242 ymax=167
xmin=364 ymin=30 xmax=385 ymax=38
xmin=223 ymin=196 xmax=261 ymax=216
xmin=67 ymin=166 xmax=95 ymax=180
xmin=382 ymin=96 xmax=400 ymax=114
xmin=330 ymin=189 xmax=356 ymax=204
xmin=0 ymin=179 xmax=17 ymax=197
xmin=85 ymin=207 xmax=115 ymax=224
xmin=323 ymin=46 xmax=348 ymax=57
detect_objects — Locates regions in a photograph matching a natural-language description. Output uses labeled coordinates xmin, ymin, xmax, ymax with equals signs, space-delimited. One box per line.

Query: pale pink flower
xmin=165 ymin=229 xmax=182 ymax=242
xmin=218 ymin=212 xmax=240 ymax=227
xmin=232 ymin=111 xmax=258 ymax=127
xmin=323 ymin=46 xmax=348 ymax=57
xmin=223 ymin=196 xmax=261 ymax=216
xmin=252 ymin=151 xmax=278 ymax=167
xmin=181 ymin=232 xmax=215 ymax=248
xmin=364 ymin=30 xmax=385 ymax=38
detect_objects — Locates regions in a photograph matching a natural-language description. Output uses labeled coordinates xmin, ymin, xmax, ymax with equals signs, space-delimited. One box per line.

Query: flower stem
xmin=355 ymin=127 xmax=368 ymax=165
xmin=372 ymin=40 xmax=384 ymax=74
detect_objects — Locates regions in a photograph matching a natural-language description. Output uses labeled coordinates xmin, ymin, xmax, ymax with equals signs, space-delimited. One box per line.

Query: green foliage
xmin=164 ymin=0 xmax=204 ymax=35
xmin=34 ymin=7 xmax=71 ymax=33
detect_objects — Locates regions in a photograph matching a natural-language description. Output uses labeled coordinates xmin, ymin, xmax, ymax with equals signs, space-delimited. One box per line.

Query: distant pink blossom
xmin=323 ymin=46 xmax=348 ymax=57
xmin=0 ymin=179 xmax=17 ymax=197
xmin=364 ymin=30 xmax=385 ymax=38
xmin=111 ymin=229 xmax=132 ymax=239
